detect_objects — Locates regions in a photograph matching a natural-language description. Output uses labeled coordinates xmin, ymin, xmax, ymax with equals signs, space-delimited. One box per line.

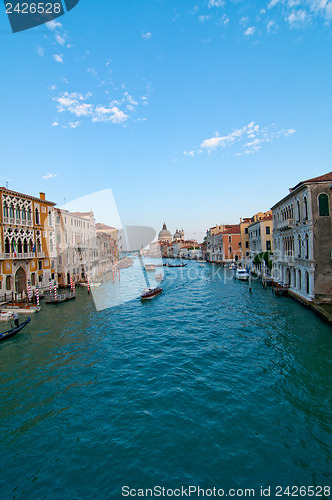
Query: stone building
xmin=271 ymin=171 xmax=332 ymax=303
xmin=0 ymin=188 xmax=56 ymax=300
xmin=55 ymin=209 xmax=98 ymax=285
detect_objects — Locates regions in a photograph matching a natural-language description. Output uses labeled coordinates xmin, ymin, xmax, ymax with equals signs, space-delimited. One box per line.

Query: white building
xmin=271 ymin=171 xmax=332 ymax=303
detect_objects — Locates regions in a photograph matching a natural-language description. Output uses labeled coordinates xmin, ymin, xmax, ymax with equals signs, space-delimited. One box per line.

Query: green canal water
xmin=0 ymin=262 xmax=331 ymax=499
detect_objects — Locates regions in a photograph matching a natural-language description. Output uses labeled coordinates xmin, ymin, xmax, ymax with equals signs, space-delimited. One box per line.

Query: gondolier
xmin=13 ymin=313 xmax=19 ymax=327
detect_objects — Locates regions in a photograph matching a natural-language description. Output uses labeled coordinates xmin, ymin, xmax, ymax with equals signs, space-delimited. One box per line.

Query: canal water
xmin=0 ymin=261 xmax=331 ymax=499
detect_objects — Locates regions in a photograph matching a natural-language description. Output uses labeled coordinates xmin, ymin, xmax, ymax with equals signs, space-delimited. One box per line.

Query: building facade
xmin=271 ymin=172 xmax=332 ymax=303
xmin=0 ymin=188 xmax=56 ymax=300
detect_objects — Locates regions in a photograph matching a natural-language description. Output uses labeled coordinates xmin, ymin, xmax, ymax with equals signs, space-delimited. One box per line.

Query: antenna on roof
xmin=6 ymin=181 xmax=9 ymax=189
xmin=63 ymin=197 xmax=66 ymax=205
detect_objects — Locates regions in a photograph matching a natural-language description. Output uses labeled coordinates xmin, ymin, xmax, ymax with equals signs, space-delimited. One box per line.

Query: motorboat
xmin=235 ymin=268 xmax=250 ymax=281
xmin=141 ymin=287 xmax=163 ymax=300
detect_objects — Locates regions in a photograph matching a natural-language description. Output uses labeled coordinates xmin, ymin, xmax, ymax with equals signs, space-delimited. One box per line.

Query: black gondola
xmin=0 ymin=317 xmax=31 ymax=342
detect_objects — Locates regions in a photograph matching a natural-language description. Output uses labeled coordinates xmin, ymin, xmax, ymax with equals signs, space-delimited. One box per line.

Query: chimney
xmin=40 ymin=192 xmax=46 ymax=201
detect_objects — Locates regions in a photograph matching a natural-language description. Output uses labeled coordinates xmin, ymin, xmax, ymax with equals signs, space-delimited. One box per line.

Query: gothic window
xmin=22 ymin=209 xmax=26 ymax=220
xmin=16 ymin=208 xmax=20 ymax=219
xmin=298 ymin=270 xmax=302 ymax=290
xmin=35 ymin=208 xmax=40 ymax=225
xmin=3 ymin=203 xmax=8 ymax=218
xmin=305 ymin=234 xmax=309 ymax=259
xmin=318 ymin=193 xmax=330 ymax=216
xmin=23 ymin=239 xmax=28 ymax=253
xmin=5 ymin=237 xmax=10 ymax=253
xmin=297 ymin=200 xmax=300 ymax=222
xmin=298 ymin=236 xmax=301 ymax=258
xmin=17 ymin=239 xmax=23 ymax=254
xmin=303 ymin=197 xmax=308 ymax=220
xmin=27 ymin=209 xmax=31 ymax=221
xmin=9 ymin=204 xmax=14 ymax=219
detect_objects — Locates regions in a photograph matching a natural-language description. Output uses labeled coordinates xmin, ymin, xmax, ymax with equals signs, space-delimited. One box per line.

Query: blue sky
xmin=1 ymin=0 xmax=331 ymax=241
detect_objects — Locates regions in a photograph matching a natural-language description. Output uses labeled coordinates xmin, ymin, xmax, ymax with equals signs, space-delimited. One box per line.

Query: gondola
xmin=0 ymin=317 xmax=31 ymax=342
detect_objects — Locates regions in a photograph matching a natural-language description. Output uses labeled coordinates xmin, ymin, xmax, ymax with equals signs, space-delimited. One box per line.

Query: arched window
xmin=318 ymin=193 xmax=330 ymax=216
xmin=29 ymin=240 xmax=34 ymax=252
xmin=5 ymin=237 xmax=10 ymax=254
xmin=23 ymin=239 xmax=28 ymax=253
xmin=3 ymin=203 xmax=8 ymax=218
xmin=298 ymin=235 xmax=302 ymax=258
xmin=35 ymin=208 xmax=40 ymax=225
xmin=303 ymin=197 xmax=308 ymax=220
xmin=17 ymin=239 xmax=22 ymax=254
xmin=298 ymin=270 xmax=302 ymax=290
xmin=293 ymin=269 xmax=296 ymax=288
xmin=37 ymin=238 xmax=41 ymax=253
xmin=297 ymin=200 xmax=300 ymax=221
xmin=16 ymin=208 xmax=20 ymax=220
xmin=305 ymin=234 xmax=309 ymax=259
xmin=48 ymin=211 xmax=52 ymax=226
xmin=9 ymin=204 xmax=14 ymax=219
xmin=27 ymin=208 xmax=31 ymax=221
xmin=21 ymin=209 xmax=26 ymax=220
xmin=306 ymin=272 xmax=310 ymax=295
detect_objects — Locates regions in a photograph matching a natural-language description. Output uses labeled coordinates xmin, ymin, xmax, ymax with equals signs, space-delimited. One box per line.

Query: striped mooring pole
xmin=36 ymin=286 xmax=40 ymax=307
xmin=70 ymin=275 xmax=74 ymax=291
xmin=27 ymin=280 xmax=32 ymax=301
xmin=54 ymin=281 xmax=58 ymax=301
xmin=87 ymin=277 xmax=90 ymax=294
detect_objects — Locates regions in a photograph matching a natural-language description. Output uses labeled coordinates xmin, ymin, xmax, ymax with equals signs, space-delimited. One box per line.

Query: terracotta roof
xmin=96 ymin=223 xmax=116 ymax=230
xmin=263 ymin=214 xmax=273 ymax=221
xmin=222 ymin=225 xmax=241 ymax=235
xmin=292 ymin=171 xmax=332 ymax=190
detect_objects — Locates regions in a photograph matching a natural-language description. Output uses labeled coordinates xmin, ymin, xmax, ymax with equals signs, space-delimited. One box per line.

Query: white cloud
xmin=208 ymin=0 xmax=225 ymax=7
xmin=53 ymin=54 xmax=64 ymax=63
xmin=244 ymin=26 xmax=256 ymax=36
xmin=54 ymin=91 xmax=129 ymax=125
xmin=55 ymin=33 xmax=66 ymax=46
xmin=52 ymin=121 xmax=59 ymax=127
xmin=192 ymin=122 xmax=296 ymax=156
xmin=199 ymin=15 xmax=211 ymax=22
xmin=36 ymin=46 xmax=44 ymax=57
xmin=267 ymin=20 xmax=278 ymax=32
xmin=142 ymin=32 xmax=152 ymax=39
xmin=47 ymin=20 xmax=63 ymax=31
xmin=43 ymin=173 xmax=57 ymax=179
xmin=286 ymin=9 xmax=309 ymax=26
xmin=268 ymin=0 xmax=282 ymax=7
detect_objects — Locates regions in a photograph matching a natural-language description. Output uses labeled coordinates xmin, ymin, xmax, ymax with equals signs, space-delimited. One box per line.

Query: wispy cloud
xmin=142 ymin=32 xmax=152 ymax=39
xmin=208 ymin=0 xmax=225 ymax=7
xmin=46 ymin=20 xmax=63 ymax=31
xmin=53 ymin=54 xmax=64 ymax=63
xmin=36 ymin=46 xmax=44 ymax=57
xmin=285 ymin=9 xmax=309 ymax=27
xmin=54 ymin=91 xmax=130 ymax=126
xmin=184 ymin=122 xmax=296 ymax=157
xmin=244 ymin=26 xmax=256 ymax=36
xmin=43 ymin=173 xmax=57 ymax=180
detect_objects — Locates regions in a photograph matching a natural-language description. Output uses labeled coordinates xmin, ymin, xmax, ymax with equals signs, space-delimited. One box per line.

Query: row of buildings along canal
xmin=153 ymin=171 xmax=332 ymax=310
xmin=0 ymin=170 xmax=331 ymax=313
xmin=0 ymin=188 xmax=118 ymax=303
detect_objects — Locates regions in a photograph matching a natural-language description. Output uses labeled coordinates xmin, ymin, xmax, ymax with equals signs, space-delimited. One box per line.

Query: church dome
xmin=173 ymin=230 xmax=181 ymax=240
xmin=158 ymin=223 xmax=172 ymax=242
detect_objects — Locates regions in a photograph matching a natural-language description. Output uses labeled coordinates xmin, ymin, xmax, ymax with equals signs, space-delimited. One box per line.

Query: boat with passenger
xmin=0 ymin=316 xmax=31 ymax=342
xmin=141 ymin=287 xmax=163 ymax=300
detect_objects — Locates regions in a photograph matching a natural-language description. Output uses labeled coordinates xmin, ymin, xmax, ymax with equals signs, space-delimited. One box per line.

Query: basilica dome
xmin=158 ymin=223 xmax=172 ymax=243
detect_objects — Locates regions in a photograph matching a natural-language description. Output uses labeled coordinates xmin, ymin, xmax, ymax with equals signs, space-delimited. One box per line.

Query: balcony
xmin=0 ymin=252 xmax=35 ymax=260
xmin=276 ymin=218 xmax=294 ymax=231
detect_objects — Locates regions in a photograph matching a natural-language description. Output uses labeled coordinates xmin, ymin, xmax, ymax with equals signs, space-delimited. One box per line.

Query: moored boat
xmin=155 ymin=273 xmax=163 ymax=281
xmin=145 ymin=265 xmax=156 ymax=271
xmin=235 ymin=269 xmax=250 ymax=281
